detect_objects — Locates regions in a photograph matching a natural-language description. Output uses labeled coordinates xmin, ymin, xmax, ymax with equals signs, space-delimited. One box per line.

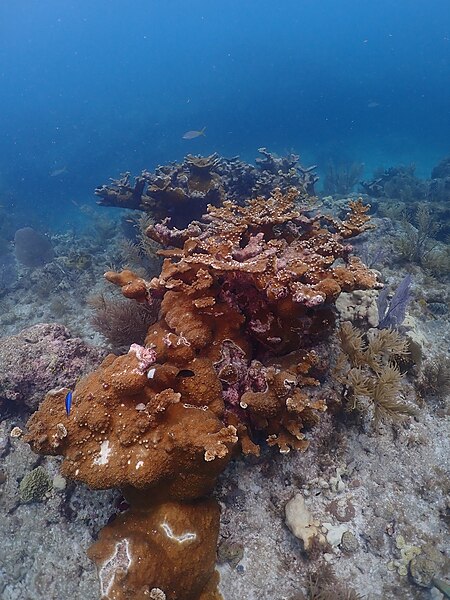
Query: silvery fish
xmin=182 ymin=127 xmax=206 ymax=139
xmin=50 ymin=166 xmax=68 ymax=177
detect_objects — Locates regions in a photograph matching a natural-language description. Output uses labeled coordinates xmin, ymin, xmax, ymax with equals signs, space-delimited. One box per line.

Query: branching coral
xmin=25 ymin=186 xmax=377 ymax=600
xmin=95 ymin=149 xmax=318 ymax=229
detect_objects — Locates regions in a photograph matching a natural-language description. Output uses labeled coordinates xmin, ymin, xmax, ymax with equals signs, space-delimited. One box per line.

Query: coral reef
xmin=0 ymin=323 xmax=105 ymax=413
xmin=95 ymin=154 xmax=225 ymax=228
xmin=24 ymin=186 xmax=377 ymax=599
xmin=1 ymin=150 xmax=449 ymax=599
xmin=0 ymin=214 xmax=139 ymax=340
xmin=253 ymin=147 xmax=318 ymax=195
xmin=360 ymin=164 xmax=427 ymax=202
xmin=95 ymin=149 xmax=318 ymax=228
xmin=360 ymin=158 xmax=450 ymax=243
xmin=357 ymin=167 xmax=450 ymax=282
xmin=431 ymin=156 xmax=450 ymax=180
xmin=395 ymin=204 xmax=441 ymax=266
xmin=429 ymin=156 xmax=450 ymax=202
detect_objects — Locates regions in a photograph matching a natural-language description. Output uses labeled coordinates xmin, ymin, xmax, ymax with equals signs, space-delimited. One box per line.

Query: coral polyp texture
xmin=25 ymin=187 xmax=377 ymax=600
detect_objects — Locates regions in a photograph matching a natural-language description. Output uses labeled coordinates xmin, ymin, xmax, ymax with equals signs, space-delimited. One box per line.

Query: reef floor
xmin=0 ymin=206 xmax=449 ymax=600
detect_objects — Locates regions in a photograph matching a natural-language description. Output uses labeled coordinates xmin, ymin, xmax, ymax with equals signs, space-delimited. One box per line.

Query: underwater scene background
xmin=0 ymin=1 xmax=449 ymax=599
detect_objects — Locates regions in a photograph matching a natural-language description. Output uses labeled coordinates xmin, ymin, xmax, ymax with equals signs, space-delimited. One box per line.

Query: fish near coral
xmin=25 ymin=345 xmax=237 ymax=599
xmin=65 ymin=390 xmax=73 ymax=416
xmin=25 ymin=348 xmax=238 ymax=494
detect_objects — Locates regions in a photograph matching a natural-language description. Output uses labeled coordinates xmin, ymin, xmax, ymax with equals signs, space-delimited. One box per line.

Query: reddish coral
xmin=104 ymin=269 xmax=150 ymax=303
xmin=25 ymin=187 xmax=377 ymax=600
xmin=87 ymin=499 xmax=220 ymax=600
xmin=94 ymin=189 xmax=377 ymax=455
xmin=25 ymin=349 xmax=236 ymax=498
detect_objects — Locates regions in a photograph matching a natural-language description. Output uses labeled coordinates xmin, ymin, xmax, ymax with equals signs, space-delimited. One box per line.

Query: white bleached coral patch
xmin=93 ymin=440 xmax=112 ymax=466
xmin=160 ymin=521 xmax=197 ymax=543
xmin=99 ymin=538 xmax=132 ymax=598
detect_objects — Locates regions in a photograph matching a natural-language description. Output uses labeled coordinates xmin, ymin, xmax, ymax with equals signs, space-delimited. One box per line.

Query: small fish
xmin=65 ymin=391 xmax=73 ymax=416
xmin=182 ymin=127 xmax=206 ymax=140
xmin=367 ymin=101 xmax=380 ymax=108
xmin=50 ymin=166 xmax=68 ymax=177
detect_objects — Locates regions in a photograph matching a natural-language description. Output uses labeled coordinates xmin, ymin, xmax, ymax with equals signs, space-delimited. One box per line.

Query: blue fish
xmin=65 ymin=391 xmax=73 ymax=416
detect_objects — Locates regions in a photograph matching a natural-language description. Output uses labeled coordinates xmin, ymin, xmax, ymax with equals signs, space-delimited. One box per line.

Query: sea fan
xmin=377 ymin=274 xmax=412 ymax=329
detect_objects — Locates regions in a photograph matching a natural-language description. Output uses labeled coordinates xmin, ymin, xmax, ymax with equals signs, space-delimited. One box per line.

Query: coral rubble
xmin=25 ymin=185 xmax=377 ymax=599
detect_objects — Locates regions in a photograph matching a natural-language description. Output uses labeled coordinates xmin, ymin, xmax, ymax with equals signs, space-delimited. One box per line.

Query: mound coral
xmin=25 ymin=188 xmax=377 ymax=599
xmin=19 ymin=466 xmax=51 ymax=503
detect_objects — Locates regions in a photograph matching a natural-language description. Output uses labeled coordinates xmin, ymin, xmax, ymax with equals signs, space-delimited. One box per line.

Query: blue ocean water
xmin=0 ymin=0 xmax=449 ymax=230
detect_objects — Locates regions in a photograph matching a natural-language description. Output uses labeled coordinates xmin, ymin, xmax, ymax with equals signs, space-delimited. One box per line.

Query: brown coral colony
xmin=25 ymin=160 xmax=377 ymax=599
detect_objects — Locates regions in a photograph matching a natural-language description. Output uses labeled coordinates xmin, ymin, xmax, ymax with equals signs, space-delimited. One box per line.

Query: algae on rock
xmin=19 ymin=466 xmax=52 ymax=503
